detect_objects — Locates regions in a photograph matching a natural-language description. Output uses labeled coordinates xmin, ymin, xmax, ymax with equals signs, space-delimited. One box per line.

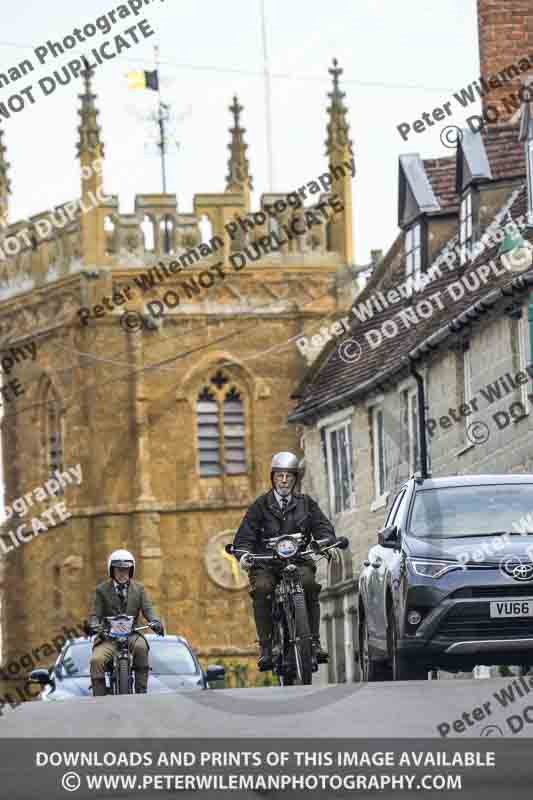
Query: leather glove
xmin=150 ymin=620 xmax=164 ymax=636
xmin=239 ymin=553 xmax=253 ymax=572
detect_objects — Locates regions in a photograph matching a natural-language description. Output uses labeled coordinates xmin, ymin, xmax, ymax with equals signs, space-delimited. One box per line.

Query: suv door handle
xmin=371 ymin=557 xmax=382 ymax=568
xmin=363 ymin=559 xmax=370 ymax=567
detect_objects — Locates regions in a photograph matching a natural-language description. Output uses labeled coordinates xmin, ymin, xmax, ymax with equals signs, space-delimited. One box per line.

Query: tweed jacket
xmin=88 ymin=579 xmax=159 ymax=643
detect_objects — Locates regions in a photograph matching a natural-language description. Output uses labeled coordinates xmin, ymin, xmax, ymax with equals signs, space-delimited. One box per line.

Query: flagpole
xmin=260 ymin=0 xmax=274 ymax=193
xmin=154 ymin=44 xmax=170 ymax=253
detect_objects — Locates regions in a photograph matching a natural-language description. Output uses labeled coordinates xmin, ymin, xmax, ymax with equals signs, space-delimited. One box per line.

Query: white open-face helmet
xmin=108 ymin=549 xmax=135 ymax=579
xmin=270 ymin=451 xmax=300 ymax=490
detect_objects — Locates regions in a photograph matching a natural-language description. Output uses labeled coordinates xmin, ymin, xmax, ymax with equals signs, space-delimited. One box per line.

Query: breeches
xmin=248 ymin=562 xmax=322 ymax=640
xmin=90 ymin=635 xmax=149 ymax=677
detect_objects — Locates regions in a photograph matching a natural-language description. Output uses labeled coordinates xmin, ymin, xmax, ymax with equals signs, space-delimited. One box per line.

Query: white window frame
xmin=407 ymin=388 xmax=419 ymax=474
xmin=370 ymin=404 xmax=388 ymax=509
xmin=463 ymin=346 xmax=473 ymax=436
xmin=459 ymin=192 xmax=473 ymax=265
xmin=324 ymin=419 xmax=355 ymax=516
xmin=405 ymin=222 xmax=422 ymax=295
xmin=518 ymin=309 xmax=530 ymax=412
xmin=527 ymin=140 xmax=533 ymax=225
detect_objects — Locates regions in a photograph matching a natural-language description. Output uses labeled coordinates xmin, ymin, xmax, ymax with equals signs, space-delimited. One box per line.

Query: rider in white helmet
xmin=233 ymin=451 xmax=336 ymax=671
xmin=88 ymin=549 xmax=164 ymax=696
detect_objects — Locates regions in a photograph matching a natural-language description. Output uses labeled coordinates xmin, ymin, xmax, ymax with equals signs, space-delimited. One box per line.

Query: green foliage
xmin=205 ymin=659 xmax=279 ymax=689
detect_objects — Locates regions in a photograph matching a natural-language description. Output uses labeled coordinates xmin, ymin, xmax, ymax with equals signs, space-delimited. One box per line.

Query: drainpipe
xmin=410 ymin=361 xmax=429 ymax=480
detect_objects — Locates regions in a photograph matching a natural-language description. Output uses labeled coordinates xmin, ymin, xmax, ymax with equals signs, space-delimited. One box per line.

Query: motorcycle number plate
xmin=490 ymin=599 xmax=533 ymax=618
xmin=109 ymin=619 xmax=134 ymax=635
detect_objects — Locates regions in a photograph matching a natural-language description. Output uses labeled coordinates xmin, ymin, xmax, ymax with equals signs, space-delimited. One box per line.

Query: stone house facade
xmin=289 ymin=0 xmax=533 ymax=684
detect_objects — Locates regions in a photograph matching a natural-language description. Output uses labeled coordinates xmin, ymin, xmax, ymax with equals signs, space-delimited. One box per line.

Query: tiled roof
xmin=289 ymin=183 xmax=532 ymax=423
xmin=423 ymin=156 xmax=458 ymax=211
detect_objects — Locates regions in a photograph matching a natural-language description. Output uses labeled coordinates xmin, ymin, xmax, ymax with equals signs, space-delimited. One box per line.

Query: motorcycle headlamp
xmin=275 ymin=538 xmax=299 ymax=558
xmin=407 ymin=558 xmax=462 ymax=579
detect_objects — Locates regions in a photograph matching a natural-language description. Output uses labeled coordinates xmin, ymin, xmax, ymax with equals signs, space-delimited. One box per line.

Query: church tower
xmin=0 ymin=64 xmax=355 ymax=692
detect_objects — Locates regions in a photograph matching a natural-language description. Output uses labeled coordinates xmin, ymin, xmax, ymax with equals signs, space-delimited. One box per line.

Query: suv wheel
xmin=388 ymin=607 xmax=428 ymax=681
xmin=359 ymin=611 xmax=392 ymax=681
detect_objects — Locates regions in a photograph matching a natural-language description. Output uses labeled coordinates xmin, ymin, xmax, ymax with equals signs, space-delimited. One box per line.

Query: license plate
xmin=490 ymin=599 xmax=533 ymax=618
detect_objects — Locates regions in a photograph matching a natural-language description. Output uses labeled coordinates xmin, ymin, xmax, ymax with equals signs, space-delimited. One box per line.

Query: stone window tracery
xmin=196 ymin=371 xmax=247 ymax=477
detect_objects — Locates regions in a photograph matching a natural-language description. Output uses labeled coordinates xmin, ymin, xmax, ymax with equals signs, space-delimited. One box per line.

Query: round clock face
xmin=204 ymin=530 xmax=249 ymax=591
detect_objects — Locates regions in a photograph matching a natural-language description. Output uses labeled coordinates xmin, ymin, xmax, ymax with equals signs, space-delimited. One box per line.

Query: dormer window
xmin=405 ymin=222 xmax=422 ymax=291
xmin=459 ymin=191 xmax=473 ymax=264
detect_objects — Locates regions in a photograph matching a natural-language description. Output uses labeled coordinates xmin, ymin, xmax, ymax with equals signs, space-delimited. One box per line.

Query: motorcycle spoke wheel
xmin=118 ymin=659 xmax=130 ymax=694
xmin=292 ymin=593 xmax=313 ymax=685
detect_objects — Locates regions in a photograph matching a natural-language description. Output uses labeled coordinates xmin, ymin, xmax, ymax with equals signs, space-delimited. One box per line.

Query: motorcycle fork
xmin=274 ymin=576 xmax=304 ymax=673
xmin=112 ymin=640 xmax=133 ymax=694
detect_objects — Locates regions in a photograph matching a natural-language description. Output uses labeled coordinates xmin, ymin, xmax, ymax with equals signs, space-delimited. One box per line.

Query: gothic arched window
xmin=196 ymin=370 xmax=247 ymax=477
xmin=45 ymin=382 xmax=64 ymax=491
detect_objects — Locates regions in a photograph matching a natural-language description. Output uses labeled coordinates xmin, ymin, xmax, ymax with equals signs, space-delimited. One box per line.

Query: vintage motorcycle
xmin=227 ymin=533 xmax=348 ymax=686
xmin=94 ymin=614 xmax=163 ymax=695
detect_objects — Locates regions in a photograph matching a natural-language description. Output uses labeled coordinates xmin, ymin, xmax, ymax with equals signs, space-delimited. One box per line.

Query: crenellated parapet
xmin=0 ymin=183 xmax=347 ymax=301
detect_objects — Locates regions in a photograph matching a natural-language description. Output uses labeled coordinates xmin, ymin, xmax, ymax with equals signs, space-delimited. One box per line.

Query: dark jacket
xmin=233 ymin=490 xmax=336 ymax=559
xmin=88 ymin=579 xmax=159 ymax=644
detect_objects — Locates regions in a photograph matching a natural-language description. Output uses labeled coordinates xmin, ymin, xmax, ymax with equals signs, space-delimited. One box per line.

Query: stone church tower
xmin=0 ymin=60 xmax=354 ymax=691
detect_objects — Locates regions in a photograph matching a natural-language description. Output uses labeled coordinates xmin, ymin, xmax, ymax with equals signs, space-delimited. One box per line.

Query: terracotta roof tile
xmin=423 ymin=156 xmax=458 ymax=211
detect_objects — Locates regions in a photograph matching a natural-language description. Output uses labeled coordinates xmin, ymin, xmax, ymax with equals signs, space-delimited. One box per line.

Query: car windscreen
xmin=408 ymin=484 xmax=533 ymax=538
xmin=59 ymin=640 xmax=199 ymax=677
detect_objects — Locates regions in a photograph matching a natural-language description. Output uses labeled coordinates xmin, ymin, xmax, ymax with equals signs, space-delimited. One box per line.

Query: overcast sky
xmin=0 ymin=0 xmax=481 ymax=265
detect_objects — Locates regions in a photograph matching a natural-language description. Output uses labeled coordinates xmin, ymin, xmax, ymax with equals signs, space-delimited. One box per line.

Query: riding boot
xmin=91 ymin=678 xmax=107 ymax=697
xmin=257 ymin=640 xmax=273 ymax=672
xmin=307 ymin=592 xmax=329 ymax=664
xmin=134 ymin=668 xmax=150 ymax=694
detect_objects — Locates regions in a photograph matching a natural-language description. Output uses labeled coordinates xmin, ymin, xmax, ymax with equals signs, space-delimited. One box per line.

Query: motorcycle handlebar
xmin=227 ymin=536 xmax=349 ymax=562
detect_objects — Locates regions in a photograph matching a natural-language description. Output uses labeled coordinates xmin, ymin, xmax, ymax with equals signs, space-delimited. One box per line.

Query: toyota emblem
xmin=501 ymin=556 xmax=533 ymax=582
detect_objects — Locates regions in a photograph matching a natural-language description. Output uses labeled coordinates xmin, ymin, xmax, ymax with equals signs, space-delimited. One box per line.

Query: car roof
xmin=65 ymin=635 xmax=194 ymax=647
xmin=412 ymin=474 xmax=533 ymax=490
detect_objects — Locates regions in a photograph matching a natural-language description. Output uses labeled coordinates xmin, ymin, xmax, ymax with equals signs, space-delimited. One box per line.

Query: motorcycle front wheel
xmin=117 ymin=657 xmax=130 ymax=694
xmin=290 ymin=592 xmax=313 ymax=686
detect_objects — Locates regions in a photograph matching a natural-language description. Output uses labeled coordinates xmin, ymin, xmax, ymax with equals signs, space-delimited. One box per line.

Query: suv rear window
xmin=409 ymin=484 xmax=533 ymax=538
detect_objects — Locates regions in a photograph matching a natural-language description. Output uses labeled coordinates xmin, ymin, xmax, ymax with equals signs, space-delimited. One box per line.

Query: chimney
xmin=477 ymin=0 xmax=533 ymax=123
